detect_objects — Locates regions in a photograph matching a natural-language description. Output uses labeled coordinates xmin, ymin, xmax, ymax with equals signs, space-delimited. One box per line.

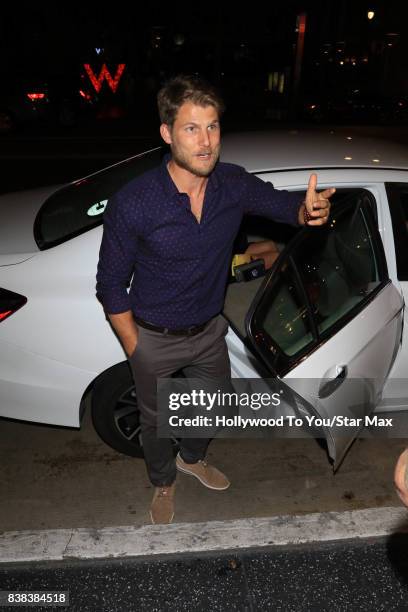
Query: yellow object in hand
xmin=231 ymin=253 xmax=252 ymax=277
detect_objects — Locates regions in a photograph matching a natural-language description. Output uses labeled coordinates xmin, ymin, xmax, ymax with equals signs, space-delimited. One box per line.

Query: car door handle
xmin=318 ymin=365 xmax=348 ymax=399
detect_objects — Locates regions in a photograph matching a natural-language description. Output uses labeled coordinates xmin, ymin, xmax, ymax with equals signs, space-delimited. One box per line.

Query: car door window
xmin=260 ymin=259 xmax=313 ymax=356
xmin=295 ymin=201 xmax=381 ymax=335
xmin=248 ymin=190 xmax=388 ymax=376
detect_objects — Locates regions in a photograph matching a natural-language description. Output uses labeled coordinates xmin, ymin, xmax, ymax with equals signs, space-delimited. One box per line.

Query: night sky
xmin=1 ymin=1 xmax=407 ymax=125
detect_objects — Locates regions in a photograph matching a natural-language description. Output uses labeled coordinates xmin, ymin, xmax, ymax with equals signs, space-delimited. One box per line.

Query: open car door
xmin=246 ymin=190 xmax=404 ymax=469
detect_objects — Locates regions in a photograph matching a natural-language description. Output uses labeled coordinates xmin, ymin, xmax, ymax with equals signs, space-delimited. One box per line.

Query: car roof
xmin=220 ymin=130 xmax=408 ymax=173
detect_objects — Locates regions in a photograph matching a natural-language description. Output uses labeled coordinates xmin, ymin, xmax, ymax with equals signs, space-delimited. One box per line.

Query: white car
xmin=1 ymin=130 xmax=407 ymax=469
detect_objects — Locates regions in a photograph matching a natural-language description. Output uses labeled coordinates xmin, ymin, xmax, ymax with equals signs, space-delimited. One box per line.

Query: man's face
xmin=160 ymin=102 xmax=221 ymax=177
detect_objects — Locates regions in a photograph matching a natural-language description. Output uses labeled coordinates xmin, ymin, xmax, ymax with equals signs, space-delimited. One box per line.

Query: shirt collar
xmin=160 ymin=151 xmax=221 ymax=198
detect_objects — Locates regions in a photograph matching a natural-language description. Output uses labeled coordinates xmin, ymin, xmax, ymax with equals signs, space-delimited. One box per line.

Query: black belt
xmin=134 ymin=316 xmax=212 ymax=336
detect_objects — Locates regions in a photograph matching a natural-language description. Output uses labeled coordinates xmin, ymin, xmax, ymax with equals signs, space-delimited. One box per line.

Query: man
xmin=96 ymin=74 xmax=334 ymax=524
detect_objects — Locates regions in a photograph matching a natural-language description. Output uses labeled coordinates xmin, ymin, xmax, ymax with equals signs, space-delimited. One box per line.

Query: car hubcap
xmin=113 ymin=384 xmax=179 ymax=452
xmin=114 ymin=386 xmax=143 ymax=447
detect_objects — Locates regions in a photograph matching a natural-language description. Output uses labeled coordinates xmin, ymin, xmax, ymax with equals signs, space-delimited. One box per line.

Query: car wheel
xmin=91 ymin=362 xmax=144 ymax=457
xmin=91 ymin=362 xmax=179 ymax=458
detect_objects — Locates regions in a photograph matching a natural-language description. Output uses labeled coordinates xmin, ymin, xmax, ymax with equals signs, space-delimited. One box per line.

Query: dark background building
xmin=0 ymin=1 xmax=407 ymax=130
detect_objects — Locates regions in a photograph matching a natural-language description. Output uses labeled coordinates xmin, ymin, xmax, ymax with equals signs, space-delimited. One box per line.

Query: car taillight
xmin=0 ymin=288 xmax=27 ymax=322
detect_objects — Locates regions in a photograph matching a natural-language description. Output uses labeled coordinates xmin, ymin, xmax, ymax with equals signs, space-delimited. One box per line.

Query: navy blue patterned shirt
xmin=96 ymin=153 xmax=302 ymax=328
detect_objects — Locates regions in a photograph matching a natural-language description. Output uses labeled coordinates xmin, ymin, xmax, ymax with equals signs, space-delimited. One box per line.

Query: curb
xmin=1 ymin=506 xmax=408 ymax=564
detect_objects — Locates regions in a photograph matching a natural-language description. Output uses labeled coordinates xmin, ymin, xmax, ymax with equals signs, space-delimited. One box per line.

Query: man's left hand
xmin=299 ymin=173 xmax=335 ymax=226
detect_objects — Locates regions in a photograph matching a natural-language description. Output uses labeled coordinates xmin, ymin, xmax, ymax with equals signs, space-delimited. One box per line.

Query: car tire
xmin=91 ymin=362 xmax=144 ymax=457
xmin=91 ymin=362 xmax=180 ymax=458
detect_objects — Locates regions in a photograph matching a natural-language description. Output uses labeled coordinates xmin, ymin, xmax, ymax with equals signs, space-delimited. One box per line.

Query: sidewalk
xmin=0 ymin=394 xmax=406 ymax=533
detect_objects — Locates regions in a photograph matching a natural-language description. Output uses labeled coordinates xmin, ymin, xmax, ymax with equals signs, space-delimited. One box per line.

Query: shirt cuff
xmin=96 ymin=291 xmax=131 ymax=315
xmin=288 ymin=192 xmax=305 ymax=226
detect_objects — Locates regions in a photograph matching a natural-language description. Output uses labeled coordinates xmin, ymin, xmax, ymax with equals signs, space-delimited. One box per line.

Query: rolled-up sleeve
xmin=96 ymin=192 xmax=144 ymax=314
xmin=241 ymin=169 xmax=303 ymax=226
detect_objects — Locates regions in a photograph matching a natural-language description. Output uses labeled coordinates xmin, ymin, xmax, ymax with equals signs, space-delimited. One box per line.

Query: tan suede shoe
xmin=150 ymin=483 xmax=176 ymax=524
xmin=176 ymin=453 xmax=230 ymax=490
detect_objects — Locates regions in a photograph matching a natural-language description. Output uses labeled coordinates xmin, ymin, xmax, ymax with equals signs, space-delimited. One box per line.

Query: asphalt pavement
xmin=1 ymin=536 xmax=408 ymax=611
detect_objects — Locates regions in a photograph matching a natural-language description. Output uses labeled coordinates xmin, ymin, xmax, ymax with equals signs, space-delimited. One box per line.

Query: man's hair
xmin=157 ymin=74 xmax=225 ymax=127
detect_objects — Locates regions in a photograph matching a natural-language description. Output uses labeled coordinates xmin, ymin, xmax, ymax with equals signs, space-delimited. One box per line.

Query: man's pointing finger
xmin=307 ymin=173 xmax=317 ymax=191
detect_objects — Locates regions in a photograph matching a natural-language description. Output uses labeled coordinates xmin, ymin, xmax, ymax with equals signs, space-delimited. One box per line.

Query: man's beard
xmin=171 ymin=143 xmax=220 ymax=177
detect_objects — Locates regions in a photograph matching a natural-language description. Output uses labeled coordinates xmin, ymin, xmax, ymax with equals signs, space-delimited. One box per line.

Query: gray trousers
xmin=128 ymin=314 xmax=231 ymax=486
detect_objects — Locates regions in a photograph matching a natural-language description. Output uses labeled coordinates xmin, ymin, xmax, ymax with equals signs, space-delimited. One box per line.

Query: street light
xmin=367 ymin=10 xmax=375 ymax=20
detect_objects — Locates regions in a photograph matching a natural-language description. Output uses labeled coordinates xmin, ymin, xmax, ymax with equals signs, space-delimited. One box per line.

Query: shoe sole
xmin=176 ymin=461 xmax=230 ymax=491
xmin=149 ymin=510 xmax=174 ymax=525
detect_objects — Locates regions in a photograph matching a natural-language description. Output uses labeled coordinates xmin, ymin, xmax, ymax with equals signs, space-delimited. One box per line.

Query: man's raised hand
xmin=302 ymin=173 xmax=335 ymax=226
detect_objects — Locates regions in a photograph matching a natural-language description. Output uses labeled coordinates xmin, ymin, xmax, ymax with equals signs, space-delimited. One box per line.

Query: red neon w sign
xmin=83 ymin=63 xmax=126 ymax=93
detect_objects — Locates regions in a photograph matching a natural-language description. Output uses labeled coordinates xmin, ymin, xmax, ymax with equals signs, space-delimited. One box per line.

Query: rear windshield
xmin=33 ymin=147 xmax=164 ymax=250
